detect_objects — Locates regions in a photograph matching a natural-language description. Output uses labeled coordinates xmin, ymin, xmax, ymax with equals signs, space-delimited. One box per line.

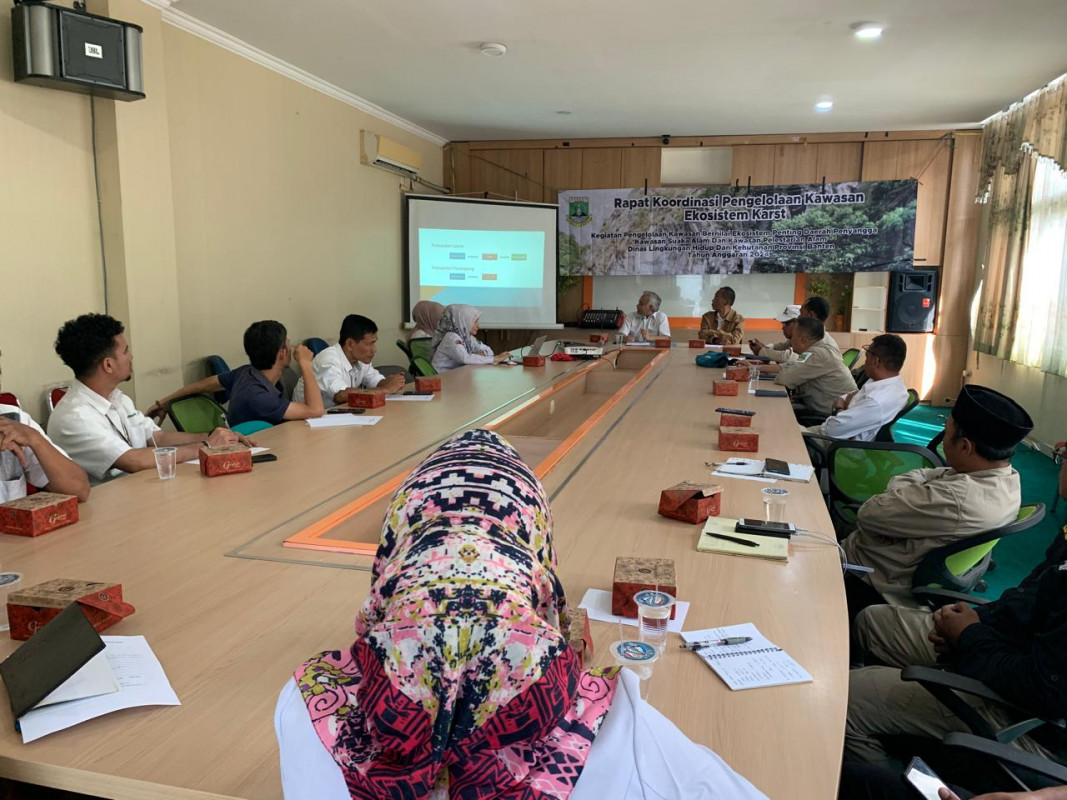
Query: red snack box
xmin=7 ymin=579 xmax=135 ymax=641
xmin=723 ymin=345 xmax=743 ymax=357
xmin=415 ymin=376 xmax=442 ymax=393
xmin=567 ymin=608 xmax=594 ymax=666
xmin=0 ymin=492 xmax=78 ymax=538
xmin=713 ymin=380 xmax=739 ymax=396
xmin=589 ymin=334 xmax=608 ymax=344
xmin=721 ymin=413 xmax=753 ymax=428
xmin=658 ymin=482 xmax=723 ymax=524
xmin=653 ymin=337 xmax=671 ymax=349
xmin=719 ymin=426 xmax=760 ymax=452
xmin=688 ymin=339 xmax=706 ymax=349
xmin=612 ymin=557 xmax=677 ymax=619
xmin=522 ymin=355 xmax=546 ymax=367
xmin=199 ymin=445 xmax=253 ymax=477
xmin=724 ymin=366 xmax=749 ymax=382
xmin=348 ymin=390 xmax=385 ymax=408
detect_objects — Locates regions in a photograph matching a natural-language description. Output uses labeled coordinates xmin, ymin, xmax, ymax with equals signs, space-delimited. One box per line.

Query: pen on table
xmin=707 ymin=532 xmax=759 ymax=548
xmin=681 ymin=637 xmax=753 ymax=650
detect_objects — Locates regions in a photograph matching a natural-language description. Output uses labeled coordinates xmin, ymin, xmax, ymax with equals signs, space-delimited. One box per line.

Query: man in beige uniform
xmin=698 ymin=286 xmax=745 ymax=345
xmin=842 ymin=384 xmax=1031 ymax=618
xmin=774 ymin=317 xmax=856 ymax=421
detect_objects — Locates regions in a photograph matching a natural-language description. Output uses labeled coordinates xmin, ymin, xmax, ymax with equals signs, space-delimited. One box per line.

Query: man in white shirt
xmin=619 ymin=291 xmax=670 ymax=342
xmin=293 ymin=315 xmax=405 ymax=405
xmin=48 ymin=314 xmax=244 ymax=484
xmin=806 ymin=334 xmax=909 ymax=442
xmin=0 ymin=405 xmax=89 ymax=502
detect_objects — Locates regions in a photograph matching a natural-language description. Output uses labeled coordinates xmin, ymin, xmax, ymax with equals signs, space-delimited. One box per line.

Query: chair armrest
xmin=901 ymin=666 xmax=1016 ymax=739
xmin=942 ymin=732 xmax=1067 ymax=784
xmin=911 ymin=587 xmax=992 ymax=607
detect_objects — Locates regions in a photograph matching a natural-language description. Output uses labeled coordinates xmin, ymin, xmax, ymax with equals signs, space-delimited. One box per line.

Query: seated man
xmin=698 ymin=286 xmax=745 ymax=344
xmin=48 ymin=313 xmax=246 ymax=484
xmin=149 ymin=321 xmax=325 ymax=427
xmin=749 ymin=304 xmax=800 ymax=362
xmin=619 ymin=291 xmax=670 ymax=343
xmin=806 ymin=334 xmax=909 ymax=442
xmin=750 ymin=297 xmax=840 ymax=374
xmin=841 ymin=385 xmax=1031 ymax=610
xmin=293 ymin=315 xmax=405 ymax=406
xmin=0 ymin=404 xmax=89 ymax=502
xmin=775 ymin=317 xmax=856 ymax=420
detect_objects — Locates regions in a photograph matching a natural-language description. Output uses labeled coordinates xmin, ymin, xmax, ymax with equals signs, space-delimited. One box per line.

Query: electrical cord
xmin=795 ymin=528 xmax=847 ymax=572
xmin=90 ymin=95 xmax=109 ymax=313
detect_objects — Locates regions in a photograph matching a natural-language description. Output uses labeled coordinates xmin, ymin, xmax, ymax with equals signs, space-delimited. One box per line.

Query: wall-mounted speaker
xmin=887 ymin=268 xmax=939 ymax=333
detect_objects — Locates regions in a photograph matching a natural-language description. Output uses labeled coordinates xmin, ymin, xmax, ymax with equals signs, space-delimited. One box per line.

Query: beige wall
xmin=969 ymin=353 xmax=1067 ymax=451
xmin=0 ymin=0 xmax=442 ymax=421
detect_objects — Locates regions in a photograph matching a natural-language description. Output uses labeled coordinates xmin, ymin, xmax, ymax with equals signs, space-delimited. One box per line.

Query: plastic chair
xmin=167 ymin=394 xmax=227 ymax=434
xmin=205 ymin=355 xmax=230 ymax=403
xmin=0 ymin=392 xmax=19 ymax=408
xmin=48 ymin=386 xmax=68 ymax=412
xmin=303 ymin=337 xmax=328 ymax=356
xmin=412 ymin=356 xmax=437 ymax=377
xmin=874 ymin=388 xmax=920 ymax=442
xmin=841 ymin=348 xmax=861 ymax=369
xmin=910 ymin=504 xmax=1046 ymax=598
xmin=232 ymin=420 xmax=273 ymax=436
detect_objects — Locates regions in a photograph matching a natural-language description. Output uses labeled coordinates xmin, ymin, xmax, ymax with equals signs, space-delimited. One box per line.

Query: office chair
xmin=408 ymin=337 xmax=433 ymax=364
xmin=167 ymin=394 xmax=227 ymax=434
xmin=841 ymin=348 xmax=861 ymax=369
xmin=205 ymin=355 xmax=230 ymax=403
xmin=874 ymin=388 xmax=920 ymax=442
xmin=232 ymin=420 xmax=273 ymax=436
xmin=303 ymin=337 xmax=328 ymax=356
xmin=411 ymin=356 xmax=437 ymax=377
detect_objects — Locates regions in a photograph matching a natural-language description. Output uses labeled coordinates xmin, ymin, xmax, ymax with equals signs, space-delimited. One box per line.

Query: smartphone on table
xmin=764 ymin=457 xmax=790 ymax=476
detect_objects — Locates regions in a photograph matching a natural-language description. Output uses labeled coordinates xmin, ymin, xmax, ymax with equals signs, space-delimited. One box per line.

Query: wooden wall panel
xmin=543 ymin=149 xmax=584 ymax=204
xmin=772 ymin=144 xmax=819 ymax=184
xmin=468 ymin=148 xmax=544 ymax=202
xmin=443 ymin=143 xmax=471 ymax=195
xmin=621 ymin=147 xmax=662 ymax=189
xmin=861 ymin=139 xmax=952 ymax=266
xmin=731 ymin=145 xmax=775 ymax=186
xmin=815 ymin=143 xmax=863 ymax=182
xmin=581 ymin=148 xmax=623 ymax=189
xmin=937 ymin=134 xmax=982 ymax=337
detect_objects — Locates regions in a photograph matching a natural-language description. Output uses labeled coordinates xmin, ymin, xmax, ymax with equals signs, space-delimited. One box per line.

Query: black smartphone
xmin=403 ymin=391 xmax=433 ymax=396
xmin=764 ymin=458 xmax=790 ymax=476
xmin=714 ymin=407 xmax=755 ymax=416
xmin=736 ymin=518 xmax=796 ymax=537
xmin=251 ymin=453 xmax=277 ymax=464
xmin=904 ymin=756 xmax=949 ymax=800
xmin=327 ymin=407 xmax=366 ymax=415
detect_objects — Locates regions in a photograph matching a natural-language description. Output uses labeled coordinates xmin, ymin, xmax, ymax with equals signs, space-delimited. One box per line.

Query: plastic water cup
xmin=748 ymin=365 xmax=760 ymax=392
xmin=154 ymin=447 xmax=177 ymax=480
xmin=610 ymin=639 xmax=659 ymax=681
xmin=633 ymin=590 xmax=675 ymax=653
xmin=762 ymin=486 xmax=789 ymax=522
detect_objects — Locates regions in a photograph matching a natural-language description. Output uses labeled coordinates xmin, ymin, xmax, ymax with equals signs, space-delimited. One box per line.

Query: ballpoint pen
xmin=680 ymin=636 xmax=753 ymax=650
xmin=707 ymin=532 xmax=759 ymax=547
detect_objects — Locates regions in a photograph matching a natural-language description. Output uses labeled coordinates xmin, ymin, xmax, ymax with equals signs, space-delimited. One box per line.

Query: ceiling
xmin=168 ymin=0 xmax=1067 ymax=143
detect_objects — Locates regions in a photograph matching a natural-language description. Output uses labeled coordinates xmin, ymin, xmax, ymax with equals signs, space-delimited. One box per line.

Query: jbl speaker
xmin=887 ymin=269 xmax=939 ymax=333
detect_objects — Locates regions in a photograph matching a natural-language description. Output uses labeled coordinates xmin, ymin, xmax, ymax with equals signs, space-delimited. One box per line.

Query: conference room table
xmin=0 ymin=343 xmax=847 ymax=799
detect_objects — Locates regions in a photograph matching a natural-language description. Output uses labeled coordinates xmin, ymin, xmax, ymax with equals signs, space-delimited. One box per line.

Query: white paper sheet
xmin=184 ymin=446 xmax=269 ymax=465
xmin=306 ymin=415 xmax=383 ymax=428
xmin=18 ymin=636 xmax=180 ymax=743
xmin=34 ymin=651 xmax=118 ymax=708
xmin=710 ymin=471 xmax=778 ymax=483
xmin=578 ymin=588 xmax=690 ymax=634
xmin=384 ymin=394 xmax=435 ymax=402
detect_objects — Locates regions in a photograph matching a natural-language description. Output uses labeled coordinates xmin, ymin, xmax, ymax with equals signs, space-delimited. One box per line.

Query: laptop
xmin=528 ymin=335 xmax=548 ymax=357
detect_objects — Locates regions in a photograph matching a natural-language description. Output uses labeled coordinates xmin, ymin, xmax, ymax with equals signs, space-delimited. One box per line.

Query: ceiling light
xmin=479 ymin=42 xmax=507 ymax=57
xmin=850 ymin=22 xmax=884 ymax=40
xmin=815 ymin=99 xmax=834 ymax=112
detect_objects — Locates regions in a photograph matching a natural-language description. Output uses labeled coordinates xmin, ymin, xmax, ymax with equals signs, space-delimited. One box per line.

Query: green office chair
xmin=408 ymin=337 xmax=433 ymax=364
xmin=874 ymin=388 xmax=920 ymax=442
xmin=167 ymin=394 xmax=227 ymax=434
xmin=841 ymin=348 xmax=861 ymax=368
xmin=826 ymin=439 xmax=944 ymax=535
xmin=396 ymin=338 xmax=413 ymax=360
xmin=910 ymin=503 xmax=1046 ymax=600
xmin=411 ymin=355 xmax=437 ymax=377
xmin=232 ymin=420 xmax=273 ymax=436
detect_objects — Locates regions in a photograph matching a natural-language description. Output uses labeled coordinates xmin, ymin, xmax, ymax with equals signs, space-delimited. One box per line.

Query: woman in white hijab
xmin=430 ymin=304 xmax=495 ymax=372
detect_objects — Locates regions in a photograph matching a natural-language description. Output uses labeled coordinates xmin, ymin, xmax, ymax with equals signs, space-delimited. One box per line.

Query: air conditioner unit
xmin=361 ymin=131 xmax=422 ymax=177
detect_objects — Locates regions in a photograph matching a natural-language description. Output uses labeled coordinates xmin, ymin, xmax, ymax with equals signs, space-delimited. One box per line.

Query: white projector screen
xmin=405 ymin=195 xmax=558 ymax=328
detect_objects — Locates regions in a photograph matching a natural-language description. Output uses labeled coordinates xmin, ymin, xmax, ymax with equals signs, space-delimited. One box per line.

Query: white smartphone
xmin=904 ymin=756 xmax=950 ymax=800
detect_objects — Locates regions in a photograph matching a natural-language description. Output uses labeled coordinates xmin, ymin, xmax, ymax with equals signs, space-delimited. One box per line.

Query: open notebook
xmin=681 ymin=622 xmax=811 ymax=690
xmin=697 ymin=517 xmax=790 ymax=561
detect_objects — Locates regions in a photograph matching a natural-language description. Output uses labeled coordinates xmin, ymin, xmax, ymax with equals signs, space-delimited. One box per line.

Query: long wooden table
xmin=0 ymin=346 xmax=846 ymax=799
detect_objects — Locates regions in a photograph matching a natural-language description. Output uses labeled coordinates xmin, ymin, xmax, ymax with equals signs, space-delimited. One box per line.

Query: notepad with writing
xmin=697 ymin=517 xmax=789 ymax=561
xmin=681 ymin=623 xmax=812 ymax=690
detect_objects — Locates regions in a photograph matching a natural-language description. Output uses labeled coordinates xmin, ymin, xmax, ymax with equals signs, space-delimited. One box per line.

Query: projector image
xmin=12 ymin=1 xmax=145 ymax=101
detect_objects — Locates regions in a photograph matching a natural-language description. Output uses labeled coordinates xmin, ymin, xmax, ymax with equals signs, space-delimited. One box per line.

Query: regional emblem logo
xmin=567 ymin=198 xmax=592 ymax=227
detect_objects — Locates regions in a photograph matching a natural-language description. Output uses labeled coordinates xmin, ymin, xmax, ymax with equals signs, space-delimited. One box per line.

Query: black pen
xmin=708 ymin=532 xmax=759 ymax=548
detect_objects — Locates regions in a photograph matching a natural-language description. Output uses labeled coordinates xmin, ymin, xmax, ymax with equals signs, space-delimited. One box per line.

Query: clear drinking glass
xmin=633 ymin=590 xmax=675 ymax=653
xmin=154 ymin=447 xmax=177 ymax=480
xmin=748 ymin=365 xmax=760 ymax=392
xmin=762 ymin=486 xmax=789 ymax=522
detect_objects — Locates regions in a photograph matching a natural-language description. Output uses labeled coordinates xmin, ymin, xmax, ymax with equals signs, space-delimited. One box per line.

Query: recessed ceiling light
xmin=815 ymin=99 xmax=834 ymax=112
xmin=850 ymin=22 xmax=884 ymax=40
xmin=479 ymin=42 xmax=507 ymax=57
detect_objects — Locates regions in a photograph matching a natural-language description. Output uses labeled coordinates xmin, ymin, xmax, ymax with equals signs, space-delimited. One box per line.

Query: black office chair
xmin=874 ymin=388 xmax=920 ymax=442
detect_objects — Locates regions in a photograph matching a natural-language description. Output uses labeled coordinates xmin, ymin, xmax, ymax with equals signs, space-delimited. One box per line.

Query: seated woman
xmin=275 ymin=430 xmax=765 ymax=800
xmin=430 ymin=304 xmax=495 ymax=372
xmin=409 ymin=300 xmax=444 ymax=341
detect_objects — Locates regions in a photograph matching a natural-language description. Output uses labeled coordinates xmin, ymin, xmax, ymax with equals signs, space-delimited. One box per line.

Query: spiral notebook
xmin=681 ymin=623 xmax=812 ymax=690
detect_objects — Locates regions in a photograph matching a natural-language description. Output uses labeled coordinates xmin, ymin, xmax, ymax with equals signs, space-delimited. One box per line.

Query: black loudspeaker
xmin=887 ymin=268 xmax=939 ymax=333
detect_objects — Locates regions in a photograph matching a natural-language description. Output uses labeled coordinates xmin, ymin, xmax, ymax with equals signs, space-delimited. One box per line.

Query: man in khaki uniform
xmin=841 ymin=384 xmax=1031 ymax=617
xmin=751 ymin=298 xmax=841 ymax=367
xmin=774 ymin=317 xmax=856 ymax=420
xmin=698 ymin=286 xmax=745 ymax=344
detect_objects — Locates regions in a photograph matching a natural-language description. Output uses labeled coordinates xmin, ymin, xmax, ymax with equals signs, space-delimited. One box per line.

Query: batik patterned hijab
xmin=295 ymin=430 xmax=618 ymax=800
xmin=430 ymin=304 xmax=481 ymax=355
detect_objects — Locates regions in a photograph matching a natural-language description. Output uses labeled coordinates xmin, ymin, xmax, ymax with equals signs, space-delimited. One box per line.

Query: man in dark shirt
xmin=149 ymin=321 xmax=325 ymax=427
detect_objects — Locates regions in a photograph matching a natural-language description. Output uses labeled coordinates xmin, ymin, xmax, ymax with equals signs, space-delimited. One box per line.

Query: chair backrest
xmin=396 ymin=339 xmax=413 ymax=360
xmin=828 ymin=440 xmax=943 ymax=505
xmin=304 ymin=337 xmax=328 ymax=356
xmin=853 ymin=365 xmax=869 ymax=388
xmin=874 ymin=388 xmax=920 ymax=443
xmin=408 ymin=337 xmax=434 ymax=364
xmin=928 ymin=429 xmax=946 ymax=462
xmin=231 ymin=419 xmax=273 ymax=436
xmin=48 ymin=386 xmax=68 ymax=411
xmin=412 ymin=355 xmax=437 ymax=377
xmin=0 ymin=392 xmax=19 ymax=408
xmin=205 ymin=355 xmax=230 ymax=404
xmin=841 ymin=348 xmax=861 ymax=368
xmin=912 ymin=504 xmax=1047 ymax=593
xmin=168 ymin=394 xmax=226 ymax=434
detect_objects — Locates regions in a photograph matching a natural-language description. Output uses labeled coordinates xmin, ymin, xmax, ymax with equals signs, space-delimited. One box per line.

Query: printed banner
xmin=558 ymin=180 xmax=917 ymax=275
